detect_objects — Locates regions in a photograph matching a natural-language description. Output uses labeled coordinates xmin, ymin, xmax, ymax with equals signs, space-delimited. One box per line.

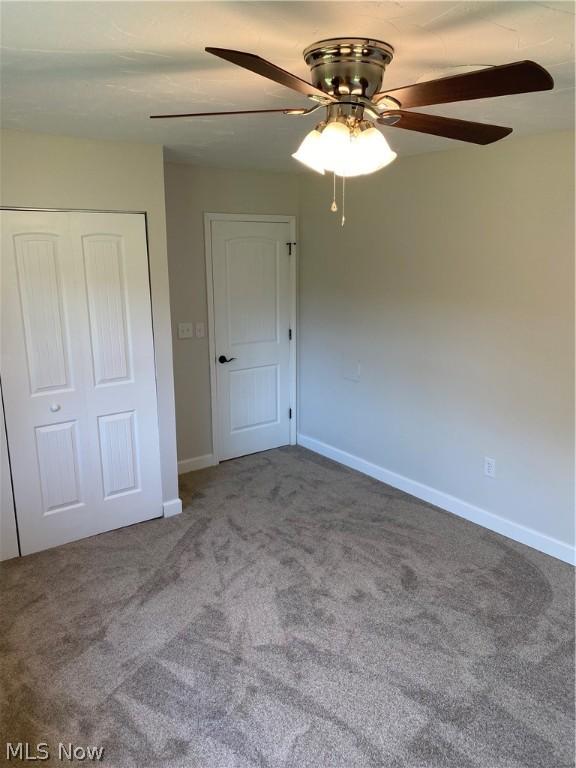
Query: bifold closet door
xmin=1 ymin=210 xmax=163 ymax=555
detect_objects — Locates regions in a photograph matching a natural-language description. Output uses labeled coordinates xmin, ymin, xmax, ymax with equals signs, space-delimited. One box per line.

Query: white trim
xmin=288 ymin=233 xmax=297 ymax=446
xmin=162 ymin=498 xmax=182 ymax=518
xmin=204 ymin=213 xmax=298 ymax=461
xmin=204 ymin=215 xmax=219 ymax=462
xmin=297 ymin=433 xmax=575 ymax=566
xmin=178 ymin=454 xmax=217 ymax=475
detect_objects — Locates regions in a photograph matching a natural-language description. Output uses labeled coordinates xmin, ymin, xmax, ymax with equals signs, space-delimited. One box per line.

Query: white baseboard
xmin=178 ymin=454 xmax=217 ymax=475
xmin=297 ymin=433 xmax=575 ymax=566
xmin=162 ymin=498 xmax=182 ymax=518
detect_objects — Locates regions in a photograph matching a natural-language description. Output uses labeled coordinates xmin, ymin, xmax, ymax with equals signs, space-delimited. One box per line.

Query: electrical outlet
xmin=484 ymin=457 xmax=496 ymax=478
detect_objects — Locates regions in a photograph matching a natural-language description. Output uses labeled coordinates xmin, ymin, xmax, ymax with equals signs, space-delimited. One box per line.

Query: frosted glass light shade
xmin=318 ymin=122 xmax=351 ymax=171
xmin=292 ymin=130 xmax=325 ymax=174
xmin=354 ymin=127 xmax=397 ymax=174
xmin=330 ymin=140 xmax=367 ymax=177
xmin=292 ymin=122 xmax=397 ymax=177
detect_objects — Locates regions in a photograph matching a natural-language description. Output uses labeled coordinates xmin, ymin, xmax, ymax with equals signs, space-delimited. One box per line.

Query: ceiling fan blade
xmin=150 ymin=107 xmax=310 ymax=119
xmin=380 ymin=110 xmax=512 ymax=144
xmin=205 ymin=47 xmax=336 ymax=102
xmin=375 ymin=61 xmax=553 ymax=109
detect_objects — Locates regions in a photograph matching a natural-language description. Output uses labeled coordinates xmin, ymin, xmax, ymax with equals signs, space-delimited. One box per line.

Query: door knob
xmin=50 ymin=403 xmax=61 ymax=412
xmin=218 ymin=355 xmax=236 ymax=364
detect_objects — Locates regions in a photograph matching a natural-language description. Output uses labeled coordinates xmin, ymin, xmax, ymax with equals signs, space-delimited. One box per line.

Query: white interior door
xmin=1 ymin=210 xmax=163 ymax=555
xmin=211 ymin=219 xmax=293 ymax=461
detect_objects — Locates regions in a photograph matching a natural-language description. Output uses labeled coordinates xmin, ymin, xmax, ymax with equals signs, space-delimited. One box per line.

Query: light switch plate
xmin=178 ymin=322 xmax=194 ymax=339
xmin=195 ymin=322 xmax=205 ymax=338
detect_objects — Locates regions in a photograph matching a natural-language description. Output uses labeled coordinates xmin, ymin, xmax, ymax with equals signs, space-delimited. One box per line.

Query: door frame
xmin=204 ymin=212 xmax=297 ymax=463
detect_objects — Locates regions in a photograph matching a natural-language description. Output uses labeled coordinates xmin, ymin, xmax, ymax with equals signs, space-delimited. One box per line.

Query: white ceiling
xmin=1 ymin=1 xmax=574 ymax=171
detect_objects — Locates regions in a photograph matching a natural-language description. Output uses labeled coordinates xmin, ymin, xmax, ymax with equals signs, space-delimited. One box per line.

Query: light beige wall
xmin=164 ymin=162 xmax=299 ymax=462
xmin=298 ymin=131 xmax=575 ymax=549
xmin=0 ymin=129 xmax=179 ymax=508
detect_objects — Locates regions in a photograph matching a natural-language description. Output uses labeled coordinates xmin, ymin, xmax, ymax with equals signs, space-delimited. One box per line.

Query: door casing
xmin=204 ymin=213 xmax=297 ymax=462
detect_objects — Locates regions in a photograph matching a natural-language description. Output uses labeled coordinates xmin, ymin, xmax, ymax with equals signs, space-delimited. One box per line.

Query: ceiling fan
xmin=150 ymin=38 xmax=553 ymax=181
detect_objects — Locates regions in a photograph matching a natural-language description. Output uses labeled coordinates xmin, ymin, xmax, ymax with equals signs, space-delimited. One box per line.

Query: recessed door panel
xmin=35 ymin=421 xmax=83 ymax=514
xmin=230 ymin=365 xmax=279 ymax=431
xmin=227 ymin=239 xmax=278 ymax=346
xmin=98 ymin=411 xmax=139 ymax=498
xmin=83 ymin=234 xmax=132 ymax=385
xmin=14 ymin=234 xmax=70 ymax=395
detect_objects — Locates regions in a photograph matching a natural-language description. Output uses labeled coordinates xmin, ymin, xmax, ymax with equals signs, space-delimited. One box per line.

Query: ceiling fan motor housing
xmin=303 ymin=38 xmax=394 ymax=100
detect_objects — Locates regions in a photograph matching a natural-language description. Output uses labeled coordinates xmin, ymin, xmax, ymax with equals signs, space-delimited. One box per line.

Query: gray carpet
xmin=0 ymin=446 xmax=574 ymax=767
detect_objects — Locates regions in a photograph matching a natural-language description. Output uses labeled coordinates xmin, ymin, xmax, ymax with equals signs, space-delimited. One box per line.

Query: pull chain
xmin=330 ymin=171 xmax=338 ymax=212
xmin=341 ymin=175 xmax=346 ymax=226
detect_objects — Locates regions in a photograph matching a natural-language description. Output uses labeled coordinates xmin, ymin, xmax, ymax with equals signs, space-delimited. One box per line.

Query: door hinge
xmin=289 ymin=408 xmax=292 ymax=420
xmin=288 ymin=328 xmax=292 ymax=340
xmin=286 ymin=241 xmax=297 ymax=256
